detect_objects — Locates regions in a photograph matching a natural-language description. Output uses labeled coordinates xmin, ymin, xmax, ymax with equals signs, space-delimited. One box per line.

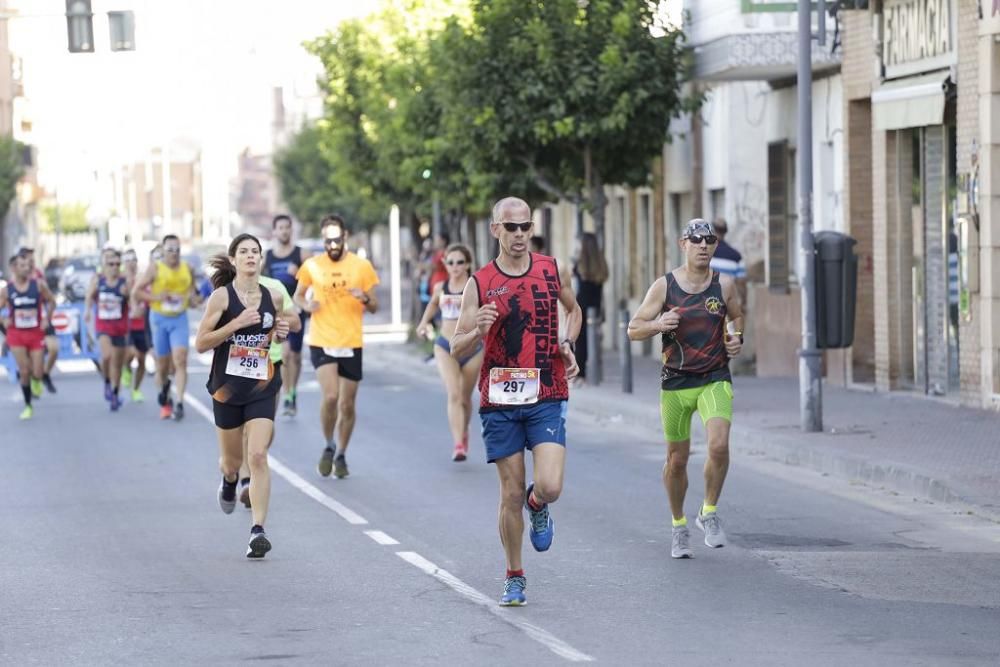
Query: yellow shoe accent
xmin=19 ymin=405 xmax=33 ymax=420
xmin=132 ymin=389 xmax=145 ymax=403
xmin=30 ymin=379 xmax=43 ymax=398
xmin=672 ymin=516 xmax=688 ymax=528
xmin=702 ymin=503 xmax=717 ymax=516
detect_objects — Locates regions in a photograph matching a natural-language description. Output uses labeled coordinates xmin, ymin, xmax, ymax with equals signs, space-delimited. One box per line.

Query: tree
xmin=40 ymin=203 xmax=89 ymax=234
xmin=442 ymin=0 xmax=697 ymax=237
xmin=0 ymin=135 xmax=25 ymax=224
xmin=273 ymin=124 xmax=368 ymax=233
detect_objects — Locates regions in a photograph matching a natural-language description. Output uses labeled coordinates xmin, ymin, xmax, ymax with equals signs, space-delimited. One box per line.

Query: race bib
xmin=439 ymin=294 xmax=462 ymax=320
xmin=488 ymin=368 xmax=540 ymax=406
xmin=14 ymin=309 xmax=38 ymax=329
xmin=161 ymin=294 xmax=185 ymax=314
xmin=225 ymin=345 xmax=269 ymax=380
xmin=97 ymin=293 xmax=123 ymax=320
xmin=323 ymin=347 xmax=354 ymax=358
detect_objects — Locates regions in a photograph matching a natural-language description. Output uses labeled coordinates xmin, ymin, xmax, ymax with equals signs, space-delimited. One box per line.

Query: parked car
xmin=58 ymin=254 xmax=100 ymax=302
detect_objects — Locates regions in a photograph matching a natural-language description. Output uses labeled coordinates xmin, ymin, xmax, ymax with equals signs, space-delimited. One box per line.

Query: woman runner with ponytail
xmin=415 ymin=243 xmax=483 ymax=461
xmin=195 ymin=234 xmax=300 ymax=558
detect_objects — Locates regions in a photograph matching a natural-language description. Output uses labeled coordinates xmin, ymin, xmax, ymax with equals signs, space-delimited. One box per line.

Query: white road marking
xmin=184 ymin=387 xmax=592 ymax=662
xmin=364 ymin=530 xmax=400 ymax=545
xmin=396 ymin=551 xmax=595 ymax=663
xmin=184 ymin=393 xmax=368 ymax=526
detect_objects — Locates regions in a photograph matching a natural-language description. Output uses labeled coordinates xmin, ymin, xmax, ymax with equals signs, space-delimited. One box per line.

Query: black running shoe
xmin=173 ymin=402 xmax=185 ymax=421
xmin=246 ymin=531 xmax=271 ymax=559
xmin=42 ymin=375 xmax=57 ymax=394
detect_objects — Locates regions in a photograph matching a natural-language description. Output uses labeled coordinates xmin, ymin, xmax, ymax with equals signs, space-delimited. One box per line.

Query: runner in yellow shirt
xmin=294 ymin=215 xmax=379 ymax=479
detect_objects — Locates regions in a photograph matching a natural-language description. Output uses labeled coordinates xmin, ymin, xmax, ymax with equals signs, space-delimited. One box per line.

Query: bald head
xmin=492 ymin=197 xmax=531 ymax=224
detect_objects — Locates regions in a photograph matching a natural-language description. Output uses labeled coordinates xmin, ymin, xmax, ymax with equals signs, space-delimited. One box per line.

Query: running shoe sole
xmin=452 ymin=449 xmax=467 ymax=462
xmin=247 ymin=533 xmax=271 ymax=559
xmin=499 ymin=598 xmax=526 ymax=607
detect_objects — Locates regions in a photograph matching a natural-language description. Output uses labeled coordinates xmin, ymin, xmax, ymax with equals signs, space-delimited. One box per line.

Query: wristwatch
xmin=361 ymin=294 xmax=371 ymax=305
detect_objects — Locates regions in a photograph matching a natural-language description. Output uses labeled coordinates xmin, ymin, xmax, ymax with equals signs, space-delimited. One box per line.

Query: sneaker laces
xmin=672 ymin=527 xmax=690 ymax=550
xmin=529 ymin=504 xmax=550 ymax=533
xmin=504 ymin=575 xmax=526 ymax=593
xmin=702 ymin=513 xmax=722 ymax=536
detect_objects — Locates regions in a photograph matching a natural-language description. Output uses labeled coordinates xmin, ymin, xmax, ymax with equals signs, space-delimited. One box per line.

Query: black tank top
xmin=264 ymin=246 xmax=303 ymax=296
xmin=660 ymin=271 xmax=731 ymax=390
xmin=207 ymin=283 xmax=281 ymax=405
xmin=7 ymin=279 xmax=42 ymax=330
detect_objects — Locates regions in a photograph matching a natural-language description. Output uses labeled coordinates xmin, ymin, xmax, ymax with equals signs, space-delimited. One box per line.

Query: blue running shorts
xmin=150 ymin=311 xmax=190 ymax=357
xmin=480 ymin=400 xmax=568 ymax=463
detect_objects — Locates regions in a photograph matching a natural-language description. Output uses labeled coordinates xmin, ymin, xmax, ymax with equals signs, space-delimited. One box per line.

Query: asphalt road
xmin=2 ymin=347 xmax=999 ymax=666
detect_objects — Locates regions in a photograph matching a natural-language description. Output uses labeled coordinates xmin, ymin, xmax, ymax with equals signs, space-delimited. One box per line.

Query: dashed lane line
xmin=396 ymin=551 xmax=595 ymax=663
xmin=182 ymin=391 xmax=594 ymax=663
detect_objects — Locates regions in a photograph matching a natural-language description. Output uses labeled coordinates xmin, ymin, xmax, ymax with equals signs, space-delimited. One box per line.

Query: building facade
xmin=840 ymin=0 xmax=999 ymax=409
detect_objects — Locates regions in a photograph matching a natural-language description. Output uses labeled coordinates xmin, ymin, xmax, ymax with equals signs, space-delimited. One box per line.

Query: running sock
xmin=526 ymin=491 xmax=544 ymax=512
xmin=506 ymin=569 xmax=524 ymax=579
xmin=672 ymin=516 xmax=687 ymax=528
xmin=702 ymin=503 xmax=717 ymax=516
xmin=221 ymin=476 xmax=237 ymax=501
xmin=240 ymin=477 xmax=251 ymax=487
xmin=250 ymin=524 xmax=264 ymax=535
xmin=288 ymin=388 xmax=296 ymax=402
xmin=21 ymin=385 xmax=31 ymax=405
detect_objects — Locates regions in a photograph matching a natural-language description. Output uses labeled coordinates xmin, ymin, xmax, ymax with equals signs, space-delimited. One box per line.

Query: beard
xmin=326 ymin=247 xmax=344 ymax=261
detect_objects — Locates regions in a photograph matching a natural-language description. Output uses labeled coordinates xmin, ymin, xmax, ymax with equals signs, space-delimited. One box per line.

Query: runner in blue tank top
xmin=263 ymin=214 xmax=310 ymax=417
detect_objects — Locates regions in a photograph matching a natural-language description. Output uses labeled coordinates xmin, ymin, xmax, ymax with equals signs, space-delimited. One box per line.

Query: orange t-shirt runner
xmin=296 ymin=252 xmax=379 ymax=349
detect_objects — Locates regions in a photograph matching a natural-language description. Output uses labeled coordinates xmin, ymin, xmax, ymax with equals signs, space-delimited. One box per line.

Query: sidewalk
xmin=377 ymin=342 xmax=1000 ymax=523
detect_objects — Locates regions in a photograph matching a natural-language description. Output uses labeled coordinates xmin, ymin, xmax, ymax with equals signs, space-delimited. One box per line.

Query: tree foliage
xmin=40 ymin=203 xmax=89 ymax=234
xmin=278 ymin=0 xmax=694 ymax=237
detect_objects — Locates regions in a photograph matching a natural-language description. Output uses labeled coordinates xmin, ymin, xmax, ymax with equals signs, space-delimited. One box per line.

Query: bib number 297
xmin=488 ymin=368 xmax=540 ymax=406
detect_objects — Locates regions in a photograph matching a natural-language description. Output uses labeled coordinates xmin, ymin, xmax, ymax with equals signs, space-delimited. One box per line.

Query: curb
xmin=370 ymin=342 xmax=1000 ymax=524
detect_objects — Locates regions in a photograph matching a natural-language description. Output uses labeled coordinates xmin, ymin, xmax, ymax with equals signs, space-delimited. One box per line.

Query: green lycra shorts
xmin=660 ymin=381 xmax=733 ymax=442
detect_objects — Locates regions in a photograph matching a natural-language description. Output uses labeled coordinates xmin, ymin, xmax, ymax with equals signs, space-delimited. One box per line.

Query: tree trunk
xmin=589 ymin=166 xmax=608 ymax=250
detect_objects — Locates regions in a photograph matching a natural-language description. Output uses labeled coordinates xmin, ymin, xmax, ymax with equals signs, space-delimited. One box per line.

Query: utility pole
xmin=798 ymin=0 xmax=822 ymax=432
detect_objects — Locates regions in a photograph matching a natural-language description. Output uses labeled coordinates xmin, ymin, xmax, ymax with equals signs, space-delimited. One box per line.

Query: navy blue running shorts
xmin=480 ymin=400 xmax=568 ymax=463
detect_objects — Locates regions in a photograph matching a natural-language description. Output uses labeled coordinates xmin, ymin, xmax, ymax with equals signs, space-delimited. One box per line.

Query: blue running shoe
xmin=525 ymin=483 xmax=554 ymax=552
xmin=110 ymin=393 xmax=121 ymax=412
xmin=499 ymin=575 xmax=526 ymax=606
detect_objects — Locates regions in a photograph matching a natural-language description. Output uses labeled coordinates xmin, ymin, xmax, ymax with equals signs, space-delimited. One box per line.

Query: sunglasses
xmin=445 ymin=260 xmax=467 ymax=266
xmin=686 ymin=234 xmax=718 ymax=245
xmin=498 ymin=221 xmax=532 ymax=233
xmin=324 ymin=237 xmax=344 ymax=245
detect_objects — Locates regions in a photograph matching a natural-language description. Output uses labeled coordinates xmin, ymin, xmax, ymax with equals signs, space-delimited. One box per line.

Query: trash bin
xmin=814 ymin=231 xmax=858 ymax=349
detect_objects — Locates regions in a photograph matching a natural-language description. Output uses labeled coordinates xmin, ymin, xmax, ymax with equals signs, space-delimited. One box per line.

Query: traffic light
xmin=108 ymin=11 xmax=135 ymax=52
xmin=65 ymin=0 xmax=94 ymax=53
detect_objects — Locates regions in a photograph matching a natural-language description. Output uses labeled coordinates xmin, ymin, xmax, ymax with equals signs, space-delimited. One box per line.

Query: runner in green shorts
xmin=628 ymin=218 xmax=744 ymax=559
xmin=238 ymin=272 xmax=298 ymax=508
